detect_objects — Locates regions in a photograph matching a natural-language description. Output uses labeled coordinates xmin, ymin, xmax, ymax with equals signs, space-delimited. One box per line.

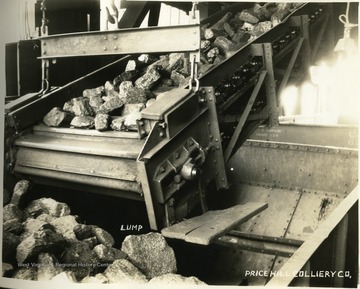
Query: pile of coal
xmin=2 ymin=180 xmax=206 ymax=285
xmin=198 ymin=3 xmax=302 ymax=71
xmin=43 ymin=53 xmax=189 ymax=132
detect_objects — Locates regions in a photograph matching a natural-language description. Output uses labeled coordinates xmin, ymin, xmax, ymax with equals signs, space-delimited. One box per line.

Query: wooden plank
xmin=161 ymin=202 xmax=268 ymax=245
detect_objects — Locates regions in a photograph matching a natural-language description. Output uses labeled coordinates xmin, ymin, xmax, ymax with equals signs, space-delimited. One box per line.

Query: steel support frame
xmin=277 ymin=37 xmax=304 ymax=96
xmin=299 ymin=15 xmax=312 ymax=78
xmin=260 ymin=43 xmax=279 ymax=126
xmin=310 ymin=14 xmax=330 ymax=63
xmin=223 ymin=70 xmax=267 ymax=163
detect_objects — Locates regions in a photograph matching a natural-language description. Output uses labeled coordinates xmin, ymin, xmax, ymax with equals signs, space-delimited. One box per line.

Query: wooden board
xmin=161 ymin=202 xmax=268 ymax=245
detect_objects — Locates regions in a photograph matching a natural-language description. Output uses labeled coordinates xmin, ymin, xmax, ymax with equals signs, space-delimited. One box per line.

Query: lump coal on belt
xmin=42 ymin=3 xmax=302 ymax=132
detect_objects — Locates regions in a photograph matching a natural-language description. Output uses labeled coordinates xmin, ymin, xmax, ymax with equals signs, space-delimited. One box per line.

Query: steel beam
xmin=262 ymin=43 xmax=279 ymax=126
xmin=332 ymin=214 xmax=349 ymax=287
xmin=311 ymin=14 xmax=330 ymax=63
xmin=277 ymin=37 xmax=304 ymax=96
xmin=39 ymin=24 xmax=200 ymax=58
xmin=216 ymin=235 xmax=299 ymax=258
xmin=224 ymin=70 xmax=267 ymax=163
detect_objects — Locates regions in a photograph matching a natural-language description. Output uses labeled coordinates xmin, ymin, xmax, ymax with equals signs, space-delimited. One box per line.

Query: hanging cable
xmin=338 ymin=2 xmax=358 ymax=35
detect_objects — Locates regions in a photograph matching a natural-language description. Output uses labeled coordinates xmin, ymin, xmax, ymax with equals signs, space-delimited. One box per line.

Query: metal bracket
xmin=40 ymin=59 xmax=50 ymax=95
xmin=188 ymin=2 xmax=201 ymax=92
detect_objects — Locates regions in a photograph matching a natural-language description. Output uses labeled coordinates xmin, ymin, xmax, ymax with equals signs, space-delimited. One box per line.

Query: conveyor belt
xmin=7 ymin=2 xmax=330 ymax=232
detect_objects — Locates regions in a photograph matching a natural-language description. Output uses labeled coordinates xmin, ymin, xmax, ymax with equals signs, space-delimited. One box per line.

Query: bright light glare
xmin=281 ymin=53 xmax=359 ymax=125
xmin=311 ymin=54 xmax=360 ymax=124
xmin=309 ymin=63 xmax=330 ymax=86
xmin=280 ymin=85 xmax=299 ymax=116
xmin=300 ymin=82 xmax=318 ymax=116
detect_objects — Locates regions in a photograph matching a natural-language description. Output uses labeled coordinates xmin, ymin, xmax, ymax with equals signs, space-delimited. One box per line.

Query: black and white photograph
xmin=0 ymin=0 xmax=359 ymax=288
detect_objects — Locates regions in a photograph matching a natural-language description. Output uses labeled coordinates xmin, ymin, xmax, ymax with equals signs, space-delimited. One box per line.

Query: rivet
xmin=104 ymin=47 xmax=107 ymax=51
xmin=43 ymin=42 xmax=46 ymax=46
xmin=114 ymin=35 xmax=117 ymax=40
xmin=104 ymin=36 xmax=107 ymax=40
xmin=114 ymin=46 xmax=118 ymax=50
xmin=43 ymin=51 xmax=46 ymax=54
xmin=209 ymin=98 xmax=213 ymax=101
xmin=159 ymin=132 xmax=164 ymax=137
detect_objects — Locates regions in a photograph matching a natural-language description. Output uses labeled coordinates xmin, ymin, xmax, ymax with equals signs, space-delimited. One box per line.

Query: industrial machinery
xmin=3 ymin=1 xmax=358 ymax=286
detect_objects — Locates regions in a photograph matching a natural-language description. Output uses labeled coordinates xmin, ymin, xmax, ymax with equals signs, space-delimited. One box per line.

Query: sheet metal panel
xmin=210 ymin=184 xmax=299 ymax=285
xmin=233 ymin=185 xmax=300 ymax=238
xmin=15 ymin=147 xmax=139 ymax=182
xmin=15 ymin=133 xmax=143 ymax=159
xmin=227 ymin=140 xmax=358 ymax=194
xmin=14 ymin=165 xmax=142 ymax=193
xmin=286 ymin=190 xmax=345 ymax=240
xmin=251 ymin=124 xmax=358 ymax=149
